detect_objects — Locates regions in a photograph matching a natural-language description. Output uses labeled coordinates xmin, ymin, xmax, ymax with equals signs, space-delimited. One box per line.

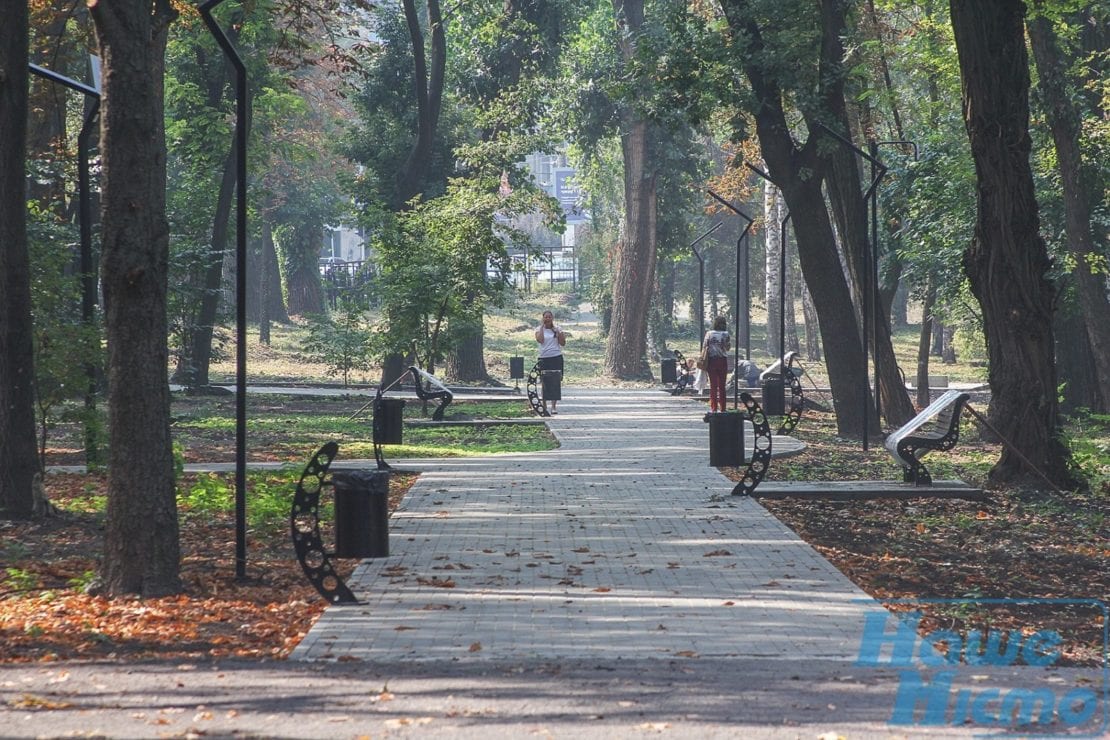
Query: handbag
xmin=696 ymin=345 xmax=709 ymax=370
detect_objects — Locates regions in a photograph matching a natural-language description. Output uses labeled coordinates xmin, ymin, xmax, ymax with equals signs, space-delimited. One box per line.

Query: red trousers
xmin=707 ymin=356 xmax=728 ymax=412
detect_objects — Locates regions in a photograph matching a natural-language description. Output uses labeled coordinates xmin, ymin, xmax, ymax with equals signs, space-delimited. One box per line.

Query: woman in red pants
xmin=703 ymin=315 xmax=730 ymax=414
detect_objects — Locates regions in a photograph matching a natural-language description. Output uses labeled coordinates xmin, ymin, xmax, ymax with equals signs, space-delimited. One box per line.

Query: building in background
xmin=502 ymin=152 xmax=589 ymax=291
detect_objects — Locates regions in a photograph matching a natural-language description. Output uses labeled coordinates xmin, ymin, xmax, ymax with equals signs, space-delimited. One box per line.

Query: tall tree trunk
xmin=607 ymin=118 xmax=657 ymax=378
xmin=801 ymin=280 xmax=821 ymax=361
xmin=26 ymin=1 xmax=76 ymax=214
xmin=1027 ymin=9 xmax=1110 ymax=412
xmin=394 ymin=0 xmax=445 ymax=210
xmin=605 ymin=0 xmax=656 ymax=380
xmin=0 ymin=0 xmax=40 ymax=518
xmin=949 ymin=0 xmax=1074 ymax=488
xmin=815 ymin=0 xmax=914 ymax=428
xmin=1055 ymin=295 xmax=1099 ymax=416
xmin=277 ymin=223 xmax=325 ymax=316
xmin=260 ymin=217 xmax=289 ymax=324
xmin=444 ymin=308 xmax=491 ymax=383
xmin=763 ymin=181 xmax=783 ymax=355
xmin=915 ymin=278 xmax=937 ymax=408
xmin=90 ymin=0 xmax=183 ymax=595
xmin=720 ymin=0 xmax=877 ymax=439
xmin=183 ymin=130 xmax=240 ymax=387
xmin=784 ymin=223 xmax=798 ymax=352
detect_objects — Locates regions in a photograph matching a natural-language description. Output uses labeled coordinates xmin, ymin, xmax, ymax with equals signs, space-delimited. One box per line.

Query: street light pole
xmin=706 ymin=190 xmax=754 ymax=410
xmin=200 ymin=0 xmax=249 ymax=580
xmin=687 ymin=221 xmax=724 ymax=349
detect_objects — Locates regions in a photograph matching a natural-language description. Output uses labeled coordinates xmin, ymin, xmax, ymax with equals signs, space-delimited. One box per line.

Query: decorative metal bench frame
xmin=730 ymin=391 xmax=774 ymax=496
xmin=884 ymin=389 xmax=971 ymax=486
xmin=758 ymin=351 xmax=805 ymax=435
xmin=525 ymin=362 xmax=554 ymax=417
xmin=667 ymin=350 xmax=702 ymax=396
xmin=290 ymin=441 xmax=359 ymax=603
xmin=409 ymin=365 xmax=453 ymax=421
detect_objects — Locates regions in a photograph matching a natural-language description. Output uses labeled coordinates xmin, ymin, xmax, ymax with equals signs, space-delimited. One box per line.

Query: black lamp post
xmin=814 ymin=124 xmax=888 ymax=449
xmin=706 ymin=190 xmax=754 ymax=410
xmin=200 ymin=0 xmax=249 ymax=580
xmin=687 ymin=221 xmax=724 ymax=348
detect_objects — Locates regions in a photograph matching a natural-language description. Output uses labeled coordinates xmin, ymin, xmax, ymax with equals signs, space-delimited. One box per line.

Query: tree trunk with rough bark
xmin=277 ymin=223 xmax=325 ymax=316
xmin=949 ymin=0 xmax=1075 ymax=488
xmin=1027 ymin=10 xmax=1110 ymax=412
xmin=0 ymin=1 xmax=40 ymax=519
xmin=605 ymin=0 xmax=656 ymax=380
xmin=720 ymin=0 xmax=877 ymax=439
xmin=89 ymin=0 xmax=183 ymax=595
xmin=763 ymin=181 xmax=783 ymax=355
xmin=915 ymin=279 xmax=937 ymax=408
xmin=801 ymin=281 xmax=821 ymax=361
xmin=444 ymin=308 xmax=492 ymax=384
xmin=260 ymin=218 xmax=289 ymax=325
xmin=394 ymin=0 xmax=445 ymax=210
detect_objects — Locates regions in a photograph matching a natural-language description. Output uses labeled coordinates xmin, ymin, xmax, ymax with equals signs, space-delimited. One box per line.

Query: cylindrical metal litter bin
xmin=761 ymin=377 xmax=785 ymax=416
xmin=509 ymin=356 xmax=525 ymax=379
xmin=707 ymin=412 xmax=744 ymax=467
xmin=332 ymin=470 xmax=390 ymax=559
xmin=541 ymin=370 xmax=562 ymax=401
xmin=661 ymin=358 xmax=677 ymax=384
xmin=374 ymin=397 xmax=406 ymax=445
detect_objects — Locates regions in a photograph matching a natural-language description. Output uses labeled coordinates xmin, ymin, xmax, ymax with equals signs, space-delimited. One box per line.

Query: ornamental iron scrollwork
xmin=290 ymin=442 xmax=358 ymax=604
xmin=731 ymin=392 xmax=773 ymax=496
xmin=777 ymin=352 xmax=806 ymax=435
xmin=526 ymin=362 xmax=551 ymax=417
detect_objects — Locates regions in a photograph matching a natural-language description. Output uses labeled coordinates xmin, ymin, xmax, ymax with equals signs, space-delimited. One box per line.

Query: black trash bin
xmin=509 ymin=356 xmax=525 ymax=380
xmin=707 ymin=412 xmax=744 ymax=467
xmin=332 ymin=470 xmax=390 ymax=559
xmin=761 ymin=377 xmax=785 ymax=416
xmin=541 ymin=370 xmax=562 ymax=401
xmin=661 ymin=358 xmax=677 ymax=384
xmin=374 ymin=397 xmax=406 ymax=445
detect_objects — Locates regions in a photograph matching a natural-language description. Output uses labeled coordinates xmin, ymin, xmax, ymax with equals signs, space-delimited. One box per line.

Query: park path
xmin=10 ymin=387 xmax=1101 ymax=738
xmin=292 ymin=387 xmax=875 ymax=663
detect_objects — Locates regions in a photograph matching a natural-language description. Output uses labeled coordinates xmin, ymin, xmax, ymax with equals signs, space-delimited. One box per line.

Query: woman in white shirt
xmin=535 ymin=310 xmax=566 ymax=414
xmin=703 ymin=315 xmax=730 ymax=413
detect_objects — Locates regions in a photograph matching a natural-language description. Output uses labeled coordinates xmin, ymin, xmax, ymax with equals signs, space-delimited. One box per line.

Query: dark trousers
xmin=707 ymin=356 xmax=728 ymax=412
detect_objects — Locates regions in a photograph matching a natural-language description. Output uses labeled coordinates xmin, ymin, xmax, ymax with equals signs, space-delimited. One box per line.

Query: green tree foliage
xmin=369 ymin=178 xmax=539 ymax=374
xmin=27 ymin=204 xmax=102 ymax=470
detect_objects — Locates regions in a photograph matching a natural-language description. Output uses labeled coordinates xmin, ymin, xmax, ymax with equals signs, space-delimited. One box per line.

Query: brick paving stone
xmin=291 ymin=388 xmax=873 ymax=663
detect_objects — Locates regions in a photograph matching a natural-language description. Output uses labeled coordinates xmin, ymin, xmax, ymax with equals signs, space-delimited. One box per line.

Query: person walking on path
xmin=703 ymin=315 xmax=730 ymax=414
xmin=535 ymin=310 xmax=566 ymax=414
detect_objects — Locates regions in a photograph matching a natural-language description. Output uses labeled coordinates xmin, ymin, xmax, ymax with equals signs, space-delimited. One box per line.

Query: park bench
xmin=408 ymin=365 xmax=453 ymax=421
xmin=668 ymin=350 xmax=699 ymax=396
xmin=884 ymin=389 xmax=971 ymax=486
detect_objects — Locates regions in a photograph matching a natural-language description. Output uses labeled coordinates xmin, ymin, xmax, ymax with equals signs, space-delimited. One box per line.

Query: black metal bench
xmin=884 ymin=389 xmax=971 ymax=486
xmin=409 ymin=366 xmax=453 ymax=421
xmin=668 ymin=350 xmax=699 ymax=396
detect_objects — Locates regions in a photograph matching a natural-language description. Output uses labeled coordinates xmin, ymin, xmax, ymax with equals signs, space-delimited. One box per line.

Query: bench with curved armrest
xmin=884 ymin=389 xmax=970 ymax=486
xmin=409 ymin=366 xmax=453 ymax=421
xmin=669 ymin=350 xmax=699 ymax=396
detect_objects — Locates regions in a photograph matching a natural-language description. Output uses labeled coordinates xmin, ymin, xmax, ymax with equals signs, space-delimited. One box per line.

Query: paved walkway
xmin=293 ymin=388 xmax=871 ymax=663
xmin=11 ymin=387 xmax=1102 ymax=738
